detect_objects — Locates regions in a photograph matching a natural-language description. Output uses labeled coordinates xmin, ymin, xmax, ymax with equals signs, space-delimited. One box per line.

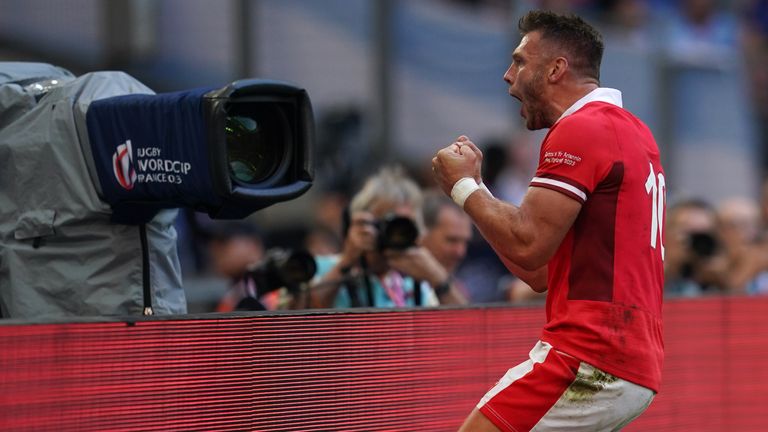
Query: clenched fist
xmin=431 ymin=135 xmax=484 ymax=196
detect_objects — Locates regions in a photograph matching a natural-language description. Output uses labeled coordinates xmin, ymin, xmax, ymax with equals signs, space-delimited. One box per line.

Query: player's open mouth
xmin=509 ymin=91 xmax=524 ymax=117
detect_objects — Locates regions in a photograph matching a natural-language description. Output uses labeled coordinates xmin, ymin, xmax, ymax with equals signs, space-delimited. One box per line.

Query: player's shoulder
xmin=562 ymin=101 xmax=625 ymax=126
xmin=577 ymin=101 xmax=646 ymax=130
xmin=548 ymin=103 xmax=620 ymax=146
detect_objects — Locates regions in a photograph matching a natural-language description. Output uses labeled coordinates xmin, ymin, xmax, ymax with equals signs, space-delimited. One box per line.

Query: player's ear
xmin=548 ymin=57 xmax=568 ymax=83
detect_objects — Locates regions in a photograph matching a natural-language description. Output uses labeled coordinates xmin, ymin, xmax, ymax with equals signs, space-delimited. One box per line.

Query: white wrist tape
xmin=479 ymin=181 xmax=493 ymax=197
xmin=451 ymin=177 xmax=480 ymax=208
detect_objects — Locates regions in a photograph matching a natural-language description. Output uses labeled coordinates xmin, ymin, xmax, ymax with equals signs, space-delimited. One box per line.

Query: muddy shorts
xmin=477 ymin=341 xmax=654 ymax=432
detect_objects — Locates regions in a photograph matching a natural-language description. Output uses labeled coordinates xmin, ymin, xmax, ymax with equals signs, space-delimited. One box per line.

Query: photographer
xmin=206 ymin=221 xmax=267 ymax=311
xmin=664 ymin=199 xmax=728 ymax=296
xmin=421 ymin=191 xmax=470 ymax=305
xmin=716 ymin=197 xmax=768 ymax=294
xmin=309 ymin=166 xmax=461 ymax=308
xmin=207 ymin=221 xmax=316 ymax=311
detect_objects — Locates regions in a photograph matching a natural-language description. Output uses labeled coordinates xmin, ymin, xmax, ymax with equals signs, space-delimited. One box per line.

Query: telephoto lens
xmin=688 ymin=232 xmax=719 ymax=258
xmin=247 ymin=248 xmax=318 ymax=295
xmin=274 ymin=249 xmax=318 ymax=287
xmin=377 ymin=215 xmax=419 ymax=251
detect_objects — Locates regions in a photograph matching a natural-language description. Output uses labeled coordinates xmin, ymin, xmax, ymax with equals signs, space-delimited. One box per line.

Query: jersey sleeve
xmin=530 ymin=115 xmax=616 ymax=204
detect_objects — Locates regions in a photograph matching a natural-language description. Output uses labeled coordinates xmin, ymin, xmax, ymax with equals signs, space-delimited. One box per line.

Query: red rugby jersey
xmin=529 ymin=89 xmax=665 ymax=392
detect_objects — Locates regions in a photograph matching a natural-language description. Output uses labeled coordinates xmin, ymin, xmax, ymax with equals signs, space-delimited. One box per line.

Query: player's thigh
xmin=532 ymin=363 xmax=655 ymax=431
xmin=471 ymin=341 xmax=655 ymax=432
xmin=457 ymin=408 xmax=502 ymax=432
xmin=475 ymin=341 xmax=582 ymax=432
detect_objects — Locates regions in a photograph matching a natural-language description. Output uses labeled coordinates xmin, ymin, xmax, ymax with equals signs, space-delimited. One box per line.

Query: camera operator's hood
xmin=0 ymin=64 xmax=152 ymax=219
xmin=0 ymin=63 xmax=184 ymax=318
xmin=0 ymin=62 xmax=74 ymax=128
xmin=0 ymin=62 xmax=72 ymax=84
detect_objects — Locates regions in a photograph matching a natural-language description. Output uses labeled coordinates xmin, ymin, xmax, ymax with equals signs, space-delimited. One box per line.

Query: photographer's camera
xmin=246 ymin=248 xmax=318 ymax=296
xmin=376 ymin=215 xmax=419 ymax=251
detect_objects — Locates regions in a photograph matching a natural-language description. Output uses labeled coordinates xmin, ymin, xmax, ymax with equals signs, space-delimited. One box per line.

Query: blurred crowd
xmin=177 ymin=0 xmax=768 ymax=312
xmin=184 ymin=153 xmax=768 ymax=313
xmin=665 ymin=188 xmax=768 ymax=297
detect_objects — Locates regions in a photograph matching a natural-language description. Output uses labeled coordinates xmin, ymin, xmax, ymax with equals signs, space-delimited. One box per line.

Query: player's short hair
xmin=518 ymin=10 xmax=604 ymax=81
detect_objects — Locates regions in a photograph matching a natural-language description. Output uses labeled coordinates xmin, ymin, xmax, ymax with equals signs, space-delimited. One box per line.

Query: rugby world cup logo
xmin=113 ymin=139 xmax=137 ymax=190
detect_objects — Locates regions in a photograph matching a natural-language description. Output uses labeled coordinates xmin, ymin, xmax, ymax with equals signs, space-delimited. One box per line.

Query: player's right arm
xmin=496 ymin=253 xmax=548 ymax=293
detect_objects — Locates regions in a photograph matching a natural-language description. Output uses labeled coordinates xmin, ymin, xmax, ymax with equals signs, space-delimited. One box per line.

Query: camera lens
xmin=225 ymin=113 xmax=280 ymax=184
xmin=378 ymin=216 xmax=419 ymax=251
xmin=279 ymin=250 xmax=318 ymax=286
xmin=247 ymin=248 xmax=317 ymax=295
xmin=689 ymin=232 xmax=718 ymax=257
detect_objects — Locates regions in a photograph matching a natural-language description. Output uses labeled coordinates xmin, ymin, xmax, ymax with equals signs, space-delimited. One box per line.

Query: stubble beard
xmin=522 ymin=70 xmax=553 ymax=130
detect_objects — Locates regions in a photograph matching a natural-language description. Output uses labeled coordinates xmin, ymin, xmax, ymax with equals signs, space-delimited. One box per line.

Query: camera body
xmin=0 ymin=62 xmax=314 ymax=318
xmin=688 ymin=231 xmax=719 ymax=259
xmin=85 ymin=78 xmax=313 ymax=224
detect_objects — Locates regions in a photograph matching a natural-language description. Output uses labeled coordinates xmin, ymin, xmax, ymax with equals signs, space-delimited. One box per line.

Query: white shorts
xmin=477 ymin=341 xmax=655 ymax=432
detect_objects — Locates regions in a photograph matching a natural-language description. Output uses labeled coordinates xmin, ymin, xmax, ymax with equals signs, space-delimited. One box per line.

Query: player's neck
xmin=549 ymin=81 xmax=600 ymax=121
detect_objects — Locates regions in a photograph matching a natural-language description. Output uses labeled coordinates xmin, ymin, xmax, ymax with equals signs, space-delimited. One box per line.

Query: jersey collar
xmin=555 ymin=87 xmax=623 ymax=124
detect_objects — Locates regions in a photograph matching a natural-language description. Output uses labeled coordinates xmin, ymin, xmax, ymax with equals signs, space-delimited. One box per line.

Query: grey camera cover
xmin=0 ymin=62 xmax=185 ymax=318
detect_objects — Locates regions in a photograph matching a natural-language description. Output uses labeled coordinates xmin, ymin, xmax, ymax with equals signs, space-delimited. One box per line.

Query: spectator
xmin=207 ymin=221 xmax=294 ymax=311
xmin=304 ymin=224 xmax=342 ymax=257
xmin=662 ymin=0 xmax=741 ymax=66
xmin=718 ymin=197 xmax=762 ymax=257
xmin=504 ymin=274 xmax=547 ymax=304
xmin=300 ymin=190 xmax=348 ymax=257
xmin=455 ymin=236 xmax=511 ymax=303
xmin=421 ymin=191 xmax=471 ymax=304
xmin=310 ymin=166 xmax=459 ymax=308
xmin=484 ymin=134 xmax=538 ymax=206
xmin=596 ymin=0 xmax=653 ymax=49
xmin=741 ymin=1 xmax=768 ymax=168
xmin=664 ymin=199 xmax=728 ymax=296
xmin=311 ymin=190 xmax=349 ymax=242
xmin=761 ymin=176 xmax=768 ymax=228
xmin=717 ymin=196 xmax=768 ymax=294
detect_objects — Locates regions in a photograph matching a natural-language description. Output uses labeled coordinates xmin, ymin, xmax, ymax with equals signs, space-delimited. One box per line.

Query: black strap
xmin=359 ymin=257 xmax=374 ymax=307
xmin=343 ymin=274 xmax=363 ymax=308
xmin=413 ymin=279 xmax=422 ymax=307
xmin=139 ymin=224 xmax=153 ymax=316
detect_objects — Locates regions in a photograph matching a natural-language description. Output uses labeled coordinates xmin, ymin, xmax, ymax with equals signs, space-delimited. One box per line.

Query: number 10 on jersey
xmin=645 ymin=163 xmax=666 ymax=260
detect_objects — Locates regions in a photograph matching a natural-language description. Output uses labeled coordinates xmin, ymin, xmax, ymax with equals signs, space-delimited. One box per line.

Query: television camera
xmin=0 ymin=62 xmax=314 ymax=318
